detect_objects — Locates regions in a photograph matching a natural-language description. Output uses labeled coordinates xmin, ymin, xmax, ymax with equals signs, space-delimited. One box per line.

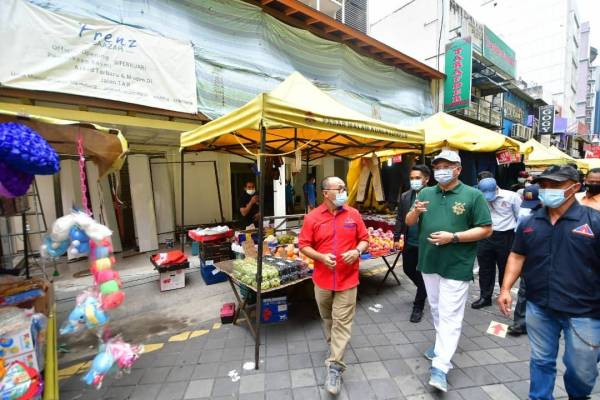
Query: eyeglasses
xmin=323 ymin=187 xmax=347 ymax=193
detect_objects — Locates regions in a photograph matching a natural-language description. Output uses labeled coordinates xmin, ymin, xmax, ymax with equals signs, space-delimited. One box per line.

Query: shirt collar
xmin=435 ymin=181 xmax=463 ymax=194
xmin=319 ymin=203 xmax=348 ymax=215
xmin=534 ymin=201 xmax=585 ymax=222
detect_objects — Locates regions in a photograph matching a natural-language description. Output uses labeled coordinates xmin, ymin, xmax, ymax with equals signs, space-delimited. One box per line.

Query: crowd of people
xmin=297 ymin=149 xmax=600 ymax=399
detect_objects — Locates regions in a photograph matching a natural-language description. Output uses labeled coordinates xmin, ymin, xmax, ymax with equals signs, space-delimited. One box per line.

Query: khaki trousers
xmin=314 ymin=284 xmax=358 ymax=370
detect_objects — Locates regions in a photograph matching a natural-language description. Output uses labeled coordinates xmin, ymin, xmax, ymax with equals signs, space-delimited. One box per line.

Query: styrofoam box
xmin=160 ymin=269 xmax=186 ymax=292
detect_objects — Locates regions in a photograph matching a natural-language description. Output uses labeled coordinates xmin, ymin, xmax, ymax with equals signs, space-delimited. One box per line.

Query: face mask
xmin=518 ymin=178 xmax=526 ymax=184
xmin=334 ymin=192 xmax=348 ymax=207
xmin=586 ymin=183 xmax=600 ymax=196
xmin=538 ymin=185 xmax=574 ymax=208
xmin=434 ymin=169 xmax=455 ymax=185
xmin=246 ymin=189 xmax=256 ymax=196
xmin=410 ymin=179 xmax=424 ymax=191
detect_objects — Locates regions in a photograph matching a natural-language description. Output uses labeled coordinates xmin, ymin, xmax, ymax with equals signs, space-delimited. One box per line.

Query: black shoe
xmin=410 ymin=308 xmax=424 ymax=323
xmin=471 ymin=298 xmax=492 ymax=309
xmin=507 ymin=325 xmax=527 ymax=336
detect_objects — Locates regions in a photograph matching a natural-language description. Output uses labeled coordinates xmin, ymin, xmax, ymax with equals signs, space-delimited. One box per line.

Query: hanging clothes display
xmin=356 ymin=154 xmax=385 ymax=203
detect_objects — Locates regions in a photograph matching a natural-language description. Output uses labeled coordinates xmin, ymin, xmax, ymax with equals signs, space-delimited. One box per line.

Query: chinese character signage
xmin=0 ymin=0 xmax=197 ymax=113
xmin=483 ymin=26 xmax=516 ymax=78
xmin=444 ymin=38 xmax=473 ymax=112
xmin=538 ymin=105 xmax=555 ymax=134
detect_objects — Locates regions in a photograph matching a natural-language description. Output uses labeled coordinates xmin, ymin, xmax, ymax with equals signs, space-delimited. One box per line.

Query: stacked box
xmin=261 ymin=296 xmax=288 ymax=323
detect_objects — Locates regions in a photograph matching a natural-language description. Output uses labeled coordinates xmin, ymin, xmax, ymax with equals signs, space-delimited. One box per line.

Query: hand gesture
xmin=341 ymin=249 xmax=359 ymax=265
xmin=497 ymin=289 xmax=513 ymax=317
xmin=427 ymin=231 xmax=453 ymax=246
xmin=250 ymin=195 xmax=258 ymax=205
xmin=413 ymin=200 xmax=429 ymax=214
xmin=319 ymin=253 xmax=336 ymax=270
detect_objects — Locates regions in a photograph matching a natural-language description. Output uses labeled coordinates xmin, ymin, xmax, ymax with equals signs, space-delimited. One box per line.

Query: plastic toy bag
xmin=0 ymin=361 xmax=42 ymax=400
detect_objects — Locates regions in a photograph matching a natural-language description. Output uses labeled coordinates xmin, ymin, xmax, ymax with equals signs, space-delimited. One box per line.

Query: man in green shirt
xmin=406 ymin=149 xmax=492 ymax=392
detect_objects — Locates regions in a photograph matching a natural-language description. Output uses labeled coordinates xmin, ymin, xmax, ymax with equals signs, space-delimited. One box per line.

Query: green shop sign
xmin=444 ymin=37 xmax=472 ymax=112
xmin=483 ymin=26 xmax=516 ymax=78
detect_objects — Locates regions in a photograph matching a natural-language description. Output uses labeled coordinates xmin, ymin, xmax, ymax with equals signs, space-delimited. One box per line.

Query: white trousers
xmin=422 ymin=273 xmax=470 ymax=373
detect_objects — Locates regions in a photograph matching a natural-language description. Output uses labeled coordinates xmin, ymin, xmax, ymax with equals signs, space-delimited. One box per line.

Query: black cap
xmin=532 ymin=165 xmax=579 ymax=183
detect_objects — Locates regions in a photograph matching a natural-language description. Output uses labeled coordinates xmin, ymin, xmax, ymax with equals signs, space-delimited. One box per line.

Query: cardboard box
xmin=261 ymin=296 xmax=288 ymax=324
xmin=159 ymin=269 xmax=185 ymax=292
xmin=0 ymin=327 xmax=39 ymax=370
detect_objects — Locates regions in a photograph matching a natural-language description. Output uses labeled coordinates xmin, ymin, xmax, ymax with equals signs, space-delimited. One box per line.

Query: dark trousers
xmin=477 ymin=230 xmax=514 ymax=300
xmin=402 ymin=245 xmax=427 ymax=310
xmin=513 ymin=278 xmax=527 ymax=329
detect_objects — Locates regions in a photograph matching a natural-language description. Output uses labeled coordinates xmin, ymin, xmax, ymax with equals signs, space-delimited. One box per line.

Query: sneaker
xmin=423 ymin=345 xmax=436 ymax=361
xmin=507 ymin=325 xmax=527 ymax=336
xmin=428 ymin=367 xmax=448 ymax=392
xmin=325 ymin=364 xmax=342 ymax=395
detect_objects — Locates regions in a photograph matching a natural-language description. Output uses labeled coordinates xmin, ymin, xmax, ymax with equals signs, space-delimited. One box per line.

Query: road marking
xmin=190 ymin=329 xmax=209 ymax=339
xmin=169 ymin=331 xmax=191 ymax=342
xmin=212 ymin=323 xmax=222 ymax=330
xmin=142 ymin=343 xmax=164 ymax=353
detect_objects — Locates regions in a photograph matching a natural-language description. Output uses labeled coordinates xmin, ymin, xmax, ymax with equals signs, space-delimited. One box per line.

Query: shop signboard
xmin=538 ymin=105 xmax=555 ymax=134
xmin=483 ymin=26 xmax=516 ymax=78
xmin=496 ymin=148 xmax=520 ymax=165
xmin=443 ymin=38 xmax=473 ymax=112
xmin=0 ymin=0 xmax=197 ymax=113
xmin=392 ymin=155 xmax=403 ymax=164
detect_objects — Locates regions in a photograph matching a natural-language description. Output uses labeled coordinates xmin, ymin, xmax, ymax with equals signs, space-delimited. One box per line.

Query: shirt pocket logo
xmin=343 ymin=218 xmax=357 ymax=229
xmin=572 ymin=224 xmax=595 ymax=238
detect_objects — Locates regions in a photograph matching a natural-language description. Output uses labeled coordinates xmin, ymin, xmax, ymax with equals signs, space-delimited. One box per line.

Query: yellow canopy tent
xmin=180 ymin=72 xmax=425 ymax=366
xmin=180 ymin=72 xmax=424 ymax=159
xmin=0 ymin=108 xmax=128 ymax=176
xmin=576 ymin=158 xmax=600 ymax=172
xmin=521 ymin=139 xmax=575 ymax=167
xmin=374 ymin=112 xmax=525 ymax=158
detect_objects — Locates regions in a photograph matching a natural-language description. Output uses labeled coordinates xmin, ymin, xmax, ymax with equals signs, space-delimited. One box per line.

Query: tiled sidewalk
xmin=58 ymin=276 xmax=600 ymax=400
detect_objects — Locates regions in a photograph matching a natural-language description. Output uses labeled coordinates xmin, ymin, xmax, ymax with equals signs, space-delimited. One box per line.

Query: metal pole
xmin=305 ymin=148 xmax=310 ymax=213
xmin=180 ymin=150 xmax=185 ymax=252
xmin=22 ymin=213 xmax=30 ymax=279
xmin=255 ymin=125 xmax=267 ymax=369
xmin=212 ymin=161 xmax=225 ymax=223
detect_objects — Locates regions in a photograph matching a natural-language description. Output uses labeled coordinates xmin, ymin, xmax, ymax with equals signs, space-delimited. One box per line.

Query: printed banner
xmin=0 ymin=0 xmax=197 ymax=113
xmin=444 ymin=38 xmax=473 ymax=112
xmin=496 ymin=148 xmax=520 ymax=165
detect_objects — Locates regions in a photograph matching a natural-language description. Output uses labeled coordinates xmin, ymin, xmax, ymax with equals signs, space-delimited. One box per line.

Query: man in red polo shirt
xmin=299 ymin=176 xmax=369 ymax=395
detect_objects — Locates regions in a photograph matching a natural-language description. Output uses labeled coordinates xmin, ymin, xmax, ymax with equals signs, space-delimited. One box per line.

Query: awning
xmin=576 ymin=158 xmax=600 ymax=172
xmin=180 ymin=72 xmax=424 ymax=160
xmin=0 ymin=109 xmax=128 ymax=177
xmin=522 ymin=139 xmax=575 ymax=167
xmin=374 ymin=112 xmax=525 ymax=157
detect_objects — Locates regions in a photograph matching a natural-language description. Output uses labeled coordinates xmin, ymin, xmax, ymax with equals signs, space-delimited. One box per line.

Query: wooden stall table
xmin=215 ymin=260 xmax=312 ymax=339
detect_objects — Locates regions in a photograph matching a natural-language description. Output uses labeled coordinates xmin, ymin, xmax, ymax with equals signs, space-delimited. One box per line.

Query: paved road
xmin=58 ymin=273 xmax=600 ymax=399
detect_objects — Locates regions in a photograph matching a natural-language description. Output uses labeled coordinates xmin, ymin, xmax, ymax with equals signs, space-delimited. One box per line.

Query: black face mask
xmin=586 ymin=183 xmax=600 ymax=196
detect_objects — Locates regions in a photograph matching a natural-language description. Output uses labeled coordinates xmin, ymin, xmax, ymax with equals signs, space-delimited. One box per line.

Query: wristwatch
xmin=452 ymin=233 xmax=460 ymax=243
xmin=355 ymin=247 xmax=363 ymax=256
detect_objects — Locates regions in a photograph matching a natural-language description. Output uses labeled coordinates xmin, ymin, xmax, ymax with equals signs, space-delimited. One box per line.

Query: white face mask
xmin=410 ymin=179 xmax=424 ymax=191
xmin=518 ymin=178 xmax=526 ymax=184
xmin=246 ymin=189 xmax=256 ymax=195
xmin=434 ymin=169 xmax=455 ymax=184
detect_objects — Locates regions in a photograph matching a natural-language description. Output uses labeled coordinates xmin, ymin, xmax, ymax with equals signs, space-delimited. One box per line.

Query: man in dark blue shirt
xmin=498 ymin=165 xmax=600 ymax=400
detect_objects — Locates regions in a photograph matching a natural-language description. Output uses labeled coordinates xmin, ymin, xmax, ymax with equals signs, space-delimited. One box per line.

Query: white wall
xmin=128 ymin=155 xmax=159 ymax=252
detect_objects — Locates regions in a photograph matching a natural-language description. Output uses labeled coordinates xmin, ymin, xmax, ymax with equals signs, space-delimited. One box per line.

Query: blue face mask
xmin=410 ymin=179 xmax=424 ymax=191
xmin=538 ymin=185 xmax=574 ymax=208
xmin=434 ymin=169 xmax=454 ymax=185
xmin=334 ymin=192 xmax=348 ymax=207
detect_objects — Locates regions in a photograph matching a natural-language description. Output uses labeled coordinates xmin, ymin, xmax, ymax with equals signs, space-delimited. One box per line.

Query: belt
xmin=492 ymin=229 xmax=515 ymax=234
